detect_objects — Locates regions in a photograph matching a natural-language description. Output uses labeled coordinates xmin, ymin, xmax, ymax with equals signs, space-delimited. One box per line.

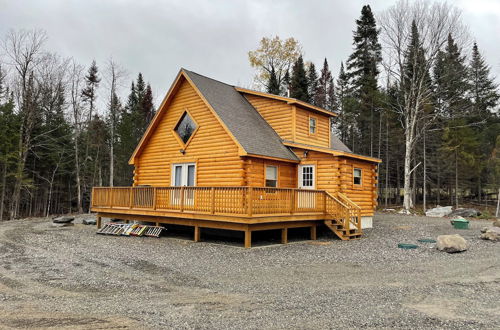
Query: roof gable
xmin=129 ymin=69 xmax=299 ymax=164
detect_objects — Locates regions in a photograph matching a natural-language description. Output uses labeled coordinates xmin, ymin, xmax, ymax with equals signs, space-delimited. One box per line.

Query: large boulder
xmin=449 ymin=208 xmax=481 ymax=217
xmin=426 ymin=206 xmax=453 ymax=218
xmin=480 ymin=227 xmax=500 ymax=241
xmin=436 ymin=234 xmax=468 ymax=253
xmin=52 ymin=216 xmax=75 ymax=223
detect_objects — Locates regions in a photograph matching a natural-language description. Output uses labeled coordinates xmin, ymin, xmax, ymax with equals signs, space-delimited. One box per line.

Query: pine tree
xmin=281 ymin=70 xmax=290 ymax=96
xmin=81 ymin=60 xmax=100 ymax=122
xmin=289 ymin=56 xmax=309 ymax=102
xmin=307 ymin=62 xmax=318 ymax=104
xmin=346 ymin=5 xmax=382 ymax=156
xmin=469 ymin=42 xmax=499 ymax=118
xmin=315 ymin=58 xmax=333 ymax=109
xmin=267 ymin=67 xmax=280 ymax=95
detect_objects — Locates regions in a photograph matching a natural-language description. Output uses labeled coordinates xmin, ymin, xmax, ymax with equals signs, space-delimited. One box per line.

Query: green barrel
xmin=450 ymin=218 xmax=469 ymax=229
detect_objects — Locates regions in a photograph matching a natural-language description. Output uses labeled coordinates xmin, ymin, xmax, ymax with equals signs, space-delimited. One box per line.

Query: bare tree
xmin=2 ymin=29 xmax=47 ymax=218
xmin=105 ymin=58 xmax=126 ymax=187
xmin=379 ymin=0 xmax=467 ymax=211
xmin=69 ymin=60 xmax=85 ymax=213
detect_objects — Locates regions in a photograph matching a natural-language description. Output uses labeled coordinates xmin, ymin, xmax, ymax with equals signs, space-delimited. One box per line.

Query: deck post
xmin=290 ymin=189 xmax=295 ymax=214
xmin=247 ymin=187 xmax=253 ymax=217
xmin=180 ymin=186 xmax=185 ymax=212
xmin=244 ymin=228 xmax=252 ymax=248
xmin=129 ymin=187 xmax=133 ymax=208
xmin=210 ymin=187 xmax=215 ymax=214
xmin=310 ymin=225 xmax=317 ymax=240
xmin=152 ymin=187 xmax=157 ymax=210
xmin=281 ymin=227 xmax=288 ymax=244
xmin=96 ymin=216 xmax=102 ymax=229
xmin=109 ymin=188 xmax=113 ymax=209
xmin=194 ymin=225 xmax=201 ymax=242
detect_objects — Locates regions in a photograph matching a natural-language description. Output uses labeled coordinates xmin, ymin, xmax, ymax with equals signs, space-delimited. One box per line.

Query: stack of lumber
xmin=96 ymin=223 xmax=164 ymax=238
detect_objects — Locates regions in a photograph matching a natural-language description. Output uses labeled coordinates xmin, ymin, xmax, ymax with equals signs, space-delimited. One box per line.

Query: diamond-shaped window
xmin=174 ymin=111 xmax=198 ymax=145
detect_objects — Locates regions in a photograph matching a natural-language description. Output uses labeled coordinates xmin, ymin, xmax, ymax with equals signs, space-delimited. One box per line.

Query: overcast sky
xmin=1 ymin=0 xmax=499 ymax=108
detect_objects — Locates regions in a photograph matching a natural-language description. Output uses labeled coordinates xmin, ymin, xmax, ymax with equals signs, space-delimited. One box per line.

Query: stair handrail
xmin=324 ymin=191 xmax=350 ymax=230
xmin=337 ymin=192 xmax=362 ymax=232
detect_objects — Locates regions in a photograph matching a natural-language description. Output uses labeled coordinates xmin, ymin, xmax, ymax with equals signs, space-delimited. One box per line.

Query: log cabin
xmin=91 ymin=68 xmax=381 ymax=247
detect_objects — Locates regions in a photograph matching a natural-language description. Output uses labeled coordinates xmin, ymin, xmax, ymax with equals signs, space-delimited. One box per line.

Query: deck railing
xmin=91 ymin=186 xmax=331 ymax=217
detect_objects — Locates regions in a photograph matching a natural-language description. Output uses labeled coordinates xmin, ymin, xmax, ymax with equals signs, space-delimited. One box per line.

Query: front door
xmin=298 ymin=165 xmax=316 ymax=209
xmin=171 ymin=163 xmax=196 ymax=206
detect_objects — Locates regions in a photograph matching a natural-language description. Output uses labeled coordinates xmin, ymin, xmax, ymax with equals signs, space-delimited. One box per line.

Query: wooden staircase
xmin=324 ymin=192 xmax=362 ymax=240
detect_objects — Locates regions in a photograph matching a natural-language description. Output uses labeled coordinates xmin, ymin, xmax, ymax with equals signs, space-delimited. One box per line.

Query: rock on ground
xmin=480 ymin=227 xmax=500 ymax=241
xmin=426 ymin=206 xmax=453 ymax=218
xmin=52 ymin=216 xmax=75 ymax=223
xmin=493 ymin=220 xmax=500 ymax=227
xmin=82 ymin=218 xmax=96 ymax=225
xmin=449 ymin=208 xmax=481 ymax=217
xmin=436 ymin=234 xmax=468 ymax=253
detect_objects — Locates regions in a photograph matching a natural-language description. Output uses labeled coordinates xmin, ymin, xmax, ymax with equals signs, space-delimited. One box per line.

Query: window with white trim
xmin=265 ymin=166 xmax=278 ymax=187
xmin=309 ymin=117 xmax=317 ymax=134
xmin=353 ymin=168 xmax=362 ymax=186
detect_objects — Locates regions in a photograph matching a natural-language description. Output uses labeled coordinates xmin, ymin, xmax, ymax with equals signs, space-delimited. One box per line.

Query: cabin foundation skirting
xmin=96 ymin=212 xmax=318 ymax=248
xmin=361 ymin=216 xmax=373 ymax=229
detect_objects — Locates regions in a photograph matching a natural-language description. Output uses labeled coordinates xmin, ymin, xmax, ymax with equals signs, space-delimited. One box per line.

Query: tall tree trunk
xmin=455 ymin=149 xmax=459 ymax=209
xmin=423 ymin=128 xmax=427 ymax=212
xmin=0 ymin=162 xmax=7 ymax=221
xmin=403 ymin=133 xmax=413 ymax=210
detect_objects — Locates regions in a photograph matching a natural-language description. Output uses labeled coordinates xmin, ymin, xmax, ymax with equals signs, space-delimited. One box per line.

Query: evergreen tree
xmin=315 ymin=58 xmax=332 ymax=109
xmin=267 ymin=67 xmax=280 ymax=95
xmin=81 ymin=60 xmax=100 ymax=122
xmin=289 ymin=55 xmax=309 ymax=102
xmin=346 ymin=5 xmax=382 ymax=156
xmin=335 ymin=62 xmax=357 ymax=147
xmin=469 ymin=42 xmax=499 ymax=118
xmin=307 ymin=62 xmax=318 ymax=104
xmin=434 ymin=34 xmax=470 ymax=118
xmin=281 ymin=70 xmax=290 ymax=96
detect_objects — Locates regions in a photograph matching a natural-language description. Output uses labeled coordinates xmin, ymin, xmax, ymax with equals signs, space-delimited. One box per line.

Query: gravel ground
xmin=0 ymin=213 xmax=498 ymax=329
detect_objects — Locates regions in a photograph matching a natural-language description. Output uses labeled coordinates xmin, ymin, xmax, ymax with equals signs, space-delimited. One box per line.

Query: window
xmin=309 ymin=117 xmax=317 ymax=134
xmin=300 ymin=165 xmax=314 ymax=189
xmin=174 ymin=111 xmax=197 ymax=144
xmin=353 ymin=168 xmax=362 ymax=185
xmin=265 ymin=166 xmax=278 ymax=187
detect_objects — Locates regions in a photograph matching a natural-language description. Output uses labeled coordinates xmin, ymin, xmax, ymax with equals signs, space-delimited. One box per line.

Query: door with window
xmin=171 ymin=163 xmax=196 ymax=206
xmin=298 ymin=165 xmax=315 ymax=209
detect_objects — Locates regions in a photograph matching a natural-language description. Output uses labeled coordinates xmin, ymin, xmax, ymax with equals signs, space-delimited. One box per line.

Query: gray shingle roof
xmin=330 ymin=133 xmax=352 ymax=152
xmin=183 ymin=69 xmax=299 ymax=161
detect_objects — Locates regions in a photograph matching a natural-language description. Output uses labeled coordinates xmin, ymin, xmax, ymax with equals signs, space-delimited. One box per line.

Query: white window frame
xmin=171 ymin=163 xmax=196 ymax=187
xmin=298 ymin=164 xmax=315 ymax=189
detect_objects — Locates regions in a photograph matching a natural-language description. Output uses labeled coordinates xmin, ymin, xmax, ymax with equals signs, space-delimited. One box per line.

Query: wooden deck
xmin=91 ymin=186 xmax=362 ymax=247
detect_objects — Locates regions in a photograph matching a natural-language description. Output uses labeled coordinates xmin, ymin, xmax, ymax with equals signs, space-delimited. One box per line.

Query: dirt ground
xmin=0 ymin=213 xmax=498 ymax=329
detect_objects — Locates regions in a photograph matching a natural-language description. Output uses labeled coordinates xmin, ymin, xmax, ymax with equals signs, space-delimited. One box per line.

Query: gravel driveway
xmin=0 ymin=213 xmax=498 ymax=329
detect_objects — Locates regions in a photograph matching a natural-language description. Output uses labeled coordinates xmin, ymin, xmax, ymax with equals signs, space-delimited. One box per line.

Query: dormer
xmin=236 ymin=88 xmax=335 ymax=148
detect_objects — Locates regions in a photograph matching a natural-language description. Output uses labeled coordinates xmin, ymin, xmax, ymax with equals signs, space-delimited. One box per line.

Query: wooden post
xmin=152 ymin=187 xmax=157 ymax=210
xmin=247 ymin=187 xmax=253 ymax=216
xmin=96 ymin=216 xmax=102 ymax=229
xmin=109 ymin=188 xmax=113 ymax=208
xmin=281 ymin=227 xmax=288 ymax=244
xmin=129 ymin=187 xmax=133 ymax=208
xmin=211 ymin=187 xmax=215 ymax=214
xmin=290 ymin=189 xmax=295 ymax=214
xmin=244 ymin=229 xmax=252 ymax=248
xmin=180 ymin=186 xmax=185 ymax=212
xmin=310 ymin=225 xmax=317 ymax=240
xmin=194 ymin=225 xmax=201 ymax=242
